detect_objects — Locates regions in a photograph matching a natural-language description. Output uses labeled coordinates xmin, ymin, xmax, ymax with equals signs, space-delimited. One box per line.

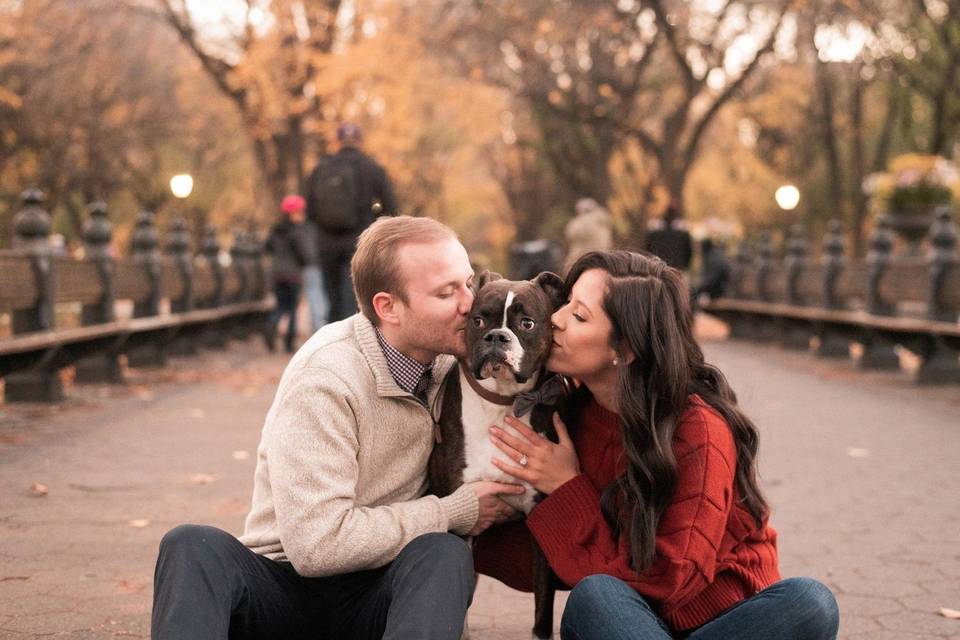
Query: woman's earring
xmin=612 ymin=357 xmax=620 ymax=366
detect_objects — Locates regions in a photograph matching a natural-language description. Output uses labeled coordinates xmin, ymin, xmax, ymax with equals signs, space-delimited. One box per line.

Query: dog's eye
xmin=473 ymin=316 xmax=485 ymax=328
xmin=520 ymin=318 xmax=535 ymax=331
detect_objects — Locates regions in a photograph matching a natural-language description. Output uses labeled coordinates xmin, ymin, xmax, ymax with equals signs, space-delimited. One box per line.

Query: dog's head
xmin=465 ymin=270 xmax=565 ymax=384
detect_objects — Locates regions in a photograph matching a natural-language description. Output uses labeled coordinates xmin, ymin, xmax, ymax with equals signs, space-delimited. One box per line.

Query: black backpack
xmin=310 ymin=154 xmax=361 ymax=233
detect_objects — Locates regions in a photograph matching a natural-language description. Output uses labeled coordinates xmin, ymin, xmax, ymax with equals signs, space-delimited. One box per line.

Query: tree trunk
xmin=816 ymin=58 xmax=845 ymax=224
xmin=850 ymin=66 xmax=868 ymax=259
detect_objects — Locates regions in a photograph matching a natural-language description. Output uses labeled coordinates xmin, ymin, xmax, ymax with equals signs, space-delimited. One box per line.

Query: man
xmin=152 ymin=216 xmax=523 ymax=640
xmin=307 ymin=122 xmax=398 ymax=323
xmin=645 ymin=203 xmax=693 ymax=271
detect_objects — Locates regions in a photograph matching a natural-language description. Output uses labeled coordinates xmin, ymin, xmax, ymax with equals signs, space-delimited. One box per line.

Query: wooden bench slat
xmin=704 ymin=298 xmax=960 ymax=336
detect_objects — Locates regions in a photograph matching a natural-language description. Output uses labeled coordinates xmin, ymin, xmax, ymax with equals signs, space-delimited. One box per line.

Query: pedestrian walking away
xmin=563 ymin=197 xmax=613 ymax=274
xmin=263 ymin=195 xmax=311 ymax=353
xmin=645 ymin=203 xmax=693 ymax=271
xmin=301 ymin=216 xmax=329 ymax=334
xmin=151 ymin=216 xmax=524 ymax=640
xmin=306 ymin=122 xmax=398 ymax=323
xmin=691 ymin=237 xmax=731 ymax=312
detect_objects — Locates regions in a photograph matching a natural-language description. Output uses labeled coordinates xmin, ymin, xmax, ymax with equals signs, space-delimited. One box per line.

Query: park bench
xmin=700 ymin=211 xmax=960 ymax=384
xmin=0 ymin=191 xmax=273 ymax=403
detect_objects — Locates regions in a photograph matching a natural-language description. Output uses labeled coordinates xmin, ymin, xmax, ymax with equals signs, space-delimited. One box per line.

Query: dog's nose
xmin=483 ymin=330 xmax=512 ymax=344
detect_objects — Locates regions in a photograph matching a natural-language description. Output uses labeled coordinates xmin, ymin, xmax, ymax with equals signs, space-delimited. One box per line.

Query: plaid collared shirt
xmin=374 ymin=328 xmax=432 ymax=395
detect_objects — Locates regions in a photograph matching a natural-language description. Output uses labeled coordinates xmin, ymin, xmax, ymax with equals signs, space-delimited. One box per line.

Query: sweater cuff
xmin=527 ymin=474 xmax=600 ymax=538
xmin=440 ymin=484 xmax=479 ymax=535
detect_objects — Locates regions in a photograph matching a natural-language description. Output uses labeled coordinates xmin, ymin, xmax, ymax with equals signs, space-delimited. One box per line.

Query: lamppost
xmin=775 ymin=184 xmax=800 ymax=245
xmin=170 ymin=173 xmax=194 ymax=200
xmin=168 ymin=174 xmax=194 ymax=313
xmin=169 ymin=172 xmax=195 ymax=246
xmin=775 ymin=184 xmax=800 ymax=215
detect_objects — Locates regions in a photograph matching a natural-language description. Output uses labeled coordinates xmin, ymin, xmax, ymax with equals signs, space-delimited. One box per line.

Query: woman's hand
xmin=489 ymin=413 xmax=580 ymax=495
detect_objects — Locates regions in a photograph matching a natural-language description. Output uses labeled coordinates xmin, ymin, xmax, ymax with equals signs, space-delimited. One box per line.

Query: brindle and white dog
xmin=430 ymin=270 xmax=566 ymax=640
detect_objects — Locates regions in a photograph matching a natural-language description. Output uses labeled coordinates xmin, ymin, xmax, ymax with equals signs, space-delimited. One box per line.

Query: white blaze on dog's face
xmin=466 ymin=272 xmax=564 ymax=384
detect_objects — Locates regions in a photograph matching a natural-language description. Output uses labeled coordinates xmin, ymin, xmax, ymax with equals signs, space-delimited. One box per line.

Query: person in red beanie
xmin=263 ymin=195 xmax=312 ymax=353
xmin=475 ymin=250 xmax=839 ymax=639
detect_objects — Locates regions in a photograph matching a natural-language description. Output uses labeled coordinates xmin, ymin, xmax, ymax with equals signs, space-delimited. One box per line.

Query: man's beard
xmin=409 ymin=325 xmax=464 ymax=359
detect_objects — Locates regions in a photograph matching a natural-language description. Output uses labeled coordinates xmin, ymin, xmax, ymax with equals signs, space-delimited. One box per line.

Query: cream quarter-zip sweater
xmin=239 ymin=313 xmax=478 ymax=577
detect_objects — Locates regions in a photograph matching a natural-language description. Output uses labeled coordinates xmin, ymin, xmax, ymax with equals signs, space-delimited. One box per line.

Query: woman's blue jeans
xmin=560 ymin=575 xmax=839 ymax=640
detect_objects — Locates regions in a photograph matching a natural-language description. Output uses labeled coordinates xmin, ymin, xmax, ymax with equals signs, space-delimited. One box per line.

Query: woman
xmin=263 ymin=195 xmax=311 ymax=353
xmin=475 ymin=250 xmax=838 ymax=639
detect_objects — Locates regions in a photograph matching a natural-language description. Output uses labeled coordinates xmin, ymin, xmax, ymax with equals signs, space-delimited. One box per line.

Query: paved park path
xmin=1 ymin=326 xmax=958 ymax=639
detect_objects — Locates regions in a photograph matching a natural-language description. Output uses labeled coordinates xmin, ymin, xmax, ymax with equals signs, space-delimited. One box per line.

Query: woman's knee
xmin=568 ymin=574 xmax=632 ymax=608
xmin=780 ymin=577 xmax=839 ymax=638
xmin=562 ymin=574 xmax=652 ymax=638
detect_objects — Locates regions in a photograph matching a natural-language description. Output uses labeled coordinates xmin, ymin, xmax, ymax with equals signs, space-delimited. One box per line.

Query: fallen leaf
xmin=28 ymin=483 xmax=49 ymax=497
xmin=232 ymin=450 xmax=250 ymax=461
xmin=846 ymin=447 xmax=869 ymax=458
xmin=127 ymin=519 xmax=150 ymax=528
xmin=939 ymin=607 xmax=960 ymax=619
xmin=189 ymin=408 xmax=206 ymax=418
xmin=188 ymin=473 xmax=218 ymax=485
xmin=132 ymin=386 xmax=154 ymax=401
xmin=117 ymin=580 xmax=146 ymax=593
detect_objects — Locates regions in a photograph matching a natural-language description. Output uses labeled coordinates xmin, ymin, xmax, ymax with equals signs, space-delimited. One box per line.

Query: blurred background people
xmin=692 ymin=237 xmax=731 ymax=311
xmin=645 ymin=203 xmax=693 ymax=271
xmin=563 ymin=197 xmax=613 ymax=274
xmin=306 ymin=122 xmax=398 ymax=323
xmin=299 ymin=209 xmax=328 ymax=336
xmin=264 ymin=195 xmax=310 ymax=353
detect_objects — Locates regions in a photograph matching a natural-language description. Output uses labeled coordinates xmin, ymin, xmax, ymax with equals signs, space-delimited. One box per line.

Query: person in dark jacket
xmin=693 ymin=238 xmax=730 ymax=301
xmin=264 ymin=197 xmax=311 ymax=353
xmin=306 ymin=123 xmax=398 ymax=323
xmin=645 ymin=204 xmax=693 ymax=271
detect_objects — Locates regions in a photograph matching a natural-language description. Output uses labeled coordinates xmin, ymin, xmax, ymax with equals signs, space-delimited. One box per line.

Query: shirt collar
xmin=374 ymin=327 xmax=432 ymax=394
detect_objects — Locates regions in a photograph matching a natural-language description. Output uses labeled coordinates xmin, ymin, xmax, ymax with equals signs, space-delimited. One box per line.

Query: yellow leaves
xmin=887 ymin=152 xmax=942 ymax=176
xmin=0 ymin=85 xmax=22 ymax=109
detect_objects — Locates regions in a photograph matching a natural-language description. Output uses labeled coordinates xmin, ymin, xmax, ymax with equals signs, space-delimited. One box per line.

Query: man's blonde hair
xmin=351 ymin=216 xmax=458 ymax=324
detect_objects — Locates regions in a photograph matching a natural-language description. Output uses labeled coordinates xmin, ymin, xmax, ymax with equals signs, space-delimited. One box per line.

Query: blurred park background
xmin=2 ymin=1 xmax=960 ymax=639
xmin=2 ymin=0 xmax=959 ymax=266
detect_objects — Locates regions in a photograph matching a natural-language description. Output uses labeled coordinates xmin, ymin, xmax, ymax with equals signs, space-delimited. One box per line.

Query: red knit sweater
xmin=474 ymin=395 xmax=781 ymax=632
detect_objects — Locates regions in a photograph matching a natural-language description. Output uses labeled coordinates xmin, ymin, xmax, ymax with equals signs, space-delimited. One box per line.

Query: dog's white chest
xmin=458 ymin=370 xmax=539 ymax=514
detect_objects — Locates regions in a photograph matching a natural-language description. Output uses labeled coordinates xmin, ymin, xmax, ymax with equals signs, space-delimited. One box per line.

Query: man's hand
xmin=465 ymin=481 xmax=524 ymax=536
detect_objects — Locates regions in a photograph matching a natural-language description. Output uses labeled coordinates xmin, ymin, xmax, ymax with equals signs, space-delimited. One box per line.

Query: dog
xmin=429 ymin=269 xmax=566 ymax=640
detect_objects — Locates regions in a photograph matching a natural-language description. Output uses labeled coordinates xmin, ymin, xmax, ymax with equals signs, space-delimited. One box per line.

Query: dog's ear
xmin=532 ymin=271 xmax=565 ymax=310
xmin=472 ymin=269 xmax=502 ymax=296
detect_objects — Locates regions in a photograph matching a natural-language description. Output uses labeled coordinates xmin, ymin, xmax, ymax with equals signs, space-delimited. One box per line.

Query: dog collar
xmin=458 ymin=361 xmax=568 ymax=418
xmin=459 ymin=361 xmax=516 ymax=406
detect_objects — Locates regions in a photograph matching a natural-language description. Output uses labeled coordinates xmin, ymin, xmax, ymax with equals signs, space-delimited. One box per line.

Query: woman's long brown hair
xmin=563 ymin=250 xmax=769 ymax=573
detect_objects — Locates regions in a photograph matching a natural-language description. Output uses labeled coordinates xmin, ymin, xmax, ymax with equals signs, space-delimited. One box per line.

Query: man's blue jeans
xmin=302 ymin=265 xmax=329 ymax=334
xmin=560 ymin=574 xmax=839 ymax=640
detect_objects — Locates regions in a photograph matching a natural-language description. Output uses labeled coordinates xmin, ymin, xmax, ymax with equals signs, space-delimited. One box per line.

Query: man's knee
xmin=158 ymin=524 xmax=234 ymax=562
xmin=400 ymin=532 xmax=472 ymax=573
xmin=780 ymin=577 xmax=839 ymax=638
